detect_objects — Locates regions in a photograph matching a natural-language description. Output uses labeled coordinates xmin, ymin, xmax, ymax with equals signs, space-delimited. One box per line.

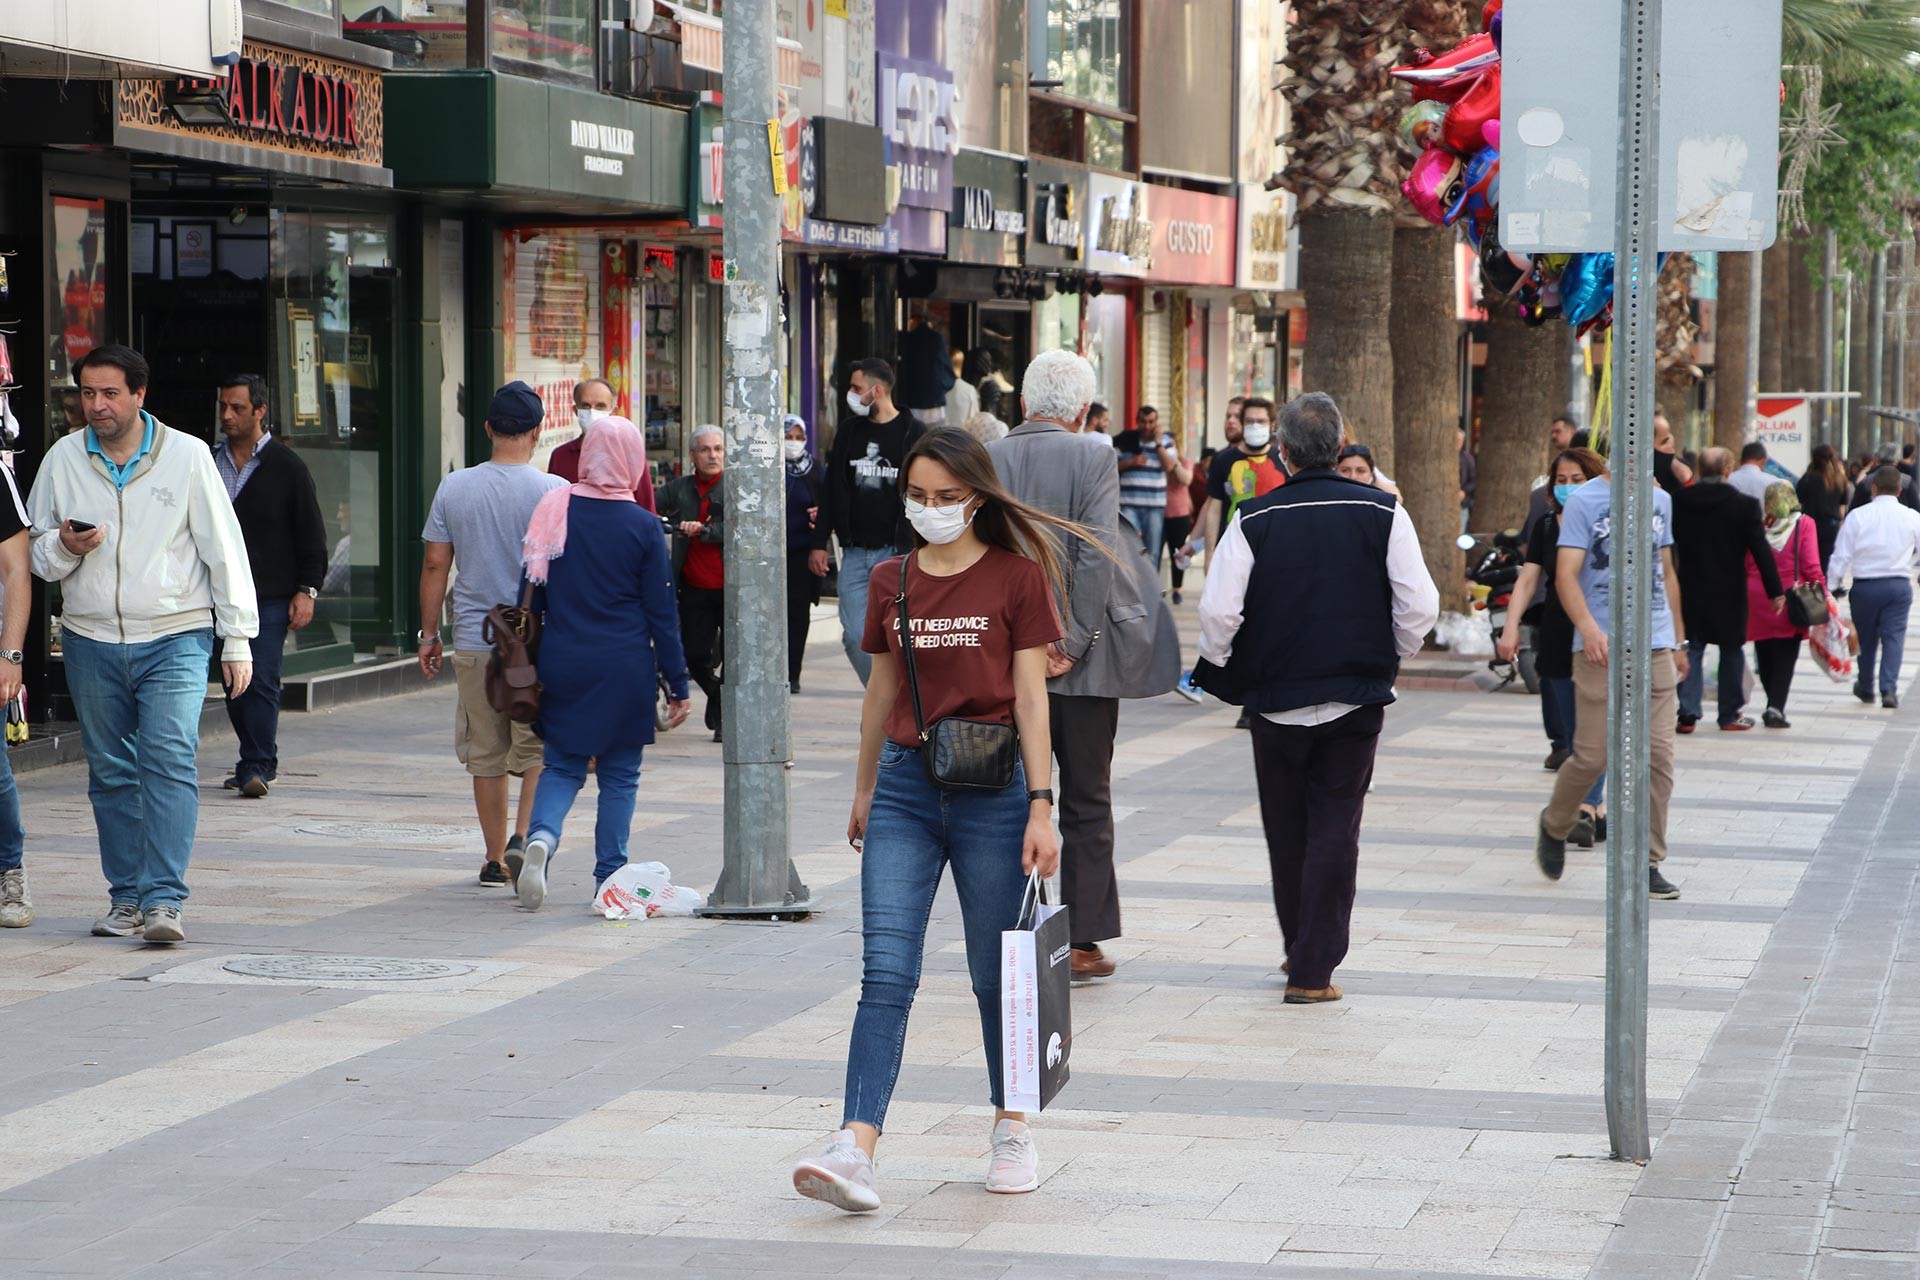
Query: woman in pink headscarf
xmin=511 ymin=416 xmax=691 ymax=911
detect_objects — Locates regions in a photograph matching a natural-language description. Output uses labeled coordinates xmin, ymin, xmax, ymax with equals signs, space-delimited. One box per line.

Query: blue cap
xmin=487 ymin=381 xmax=546 ymax=436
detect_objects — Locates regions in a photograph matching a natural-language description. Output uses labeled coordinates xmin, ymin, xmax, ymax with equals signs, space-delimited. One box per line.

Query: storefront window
xmin=1086 ymin=115 xmax=1127 ymax=172
xmin=1034 ymin=292 xmax=1081 ymax=364
xmin=261 ymin=0 xmax=338 ymax=18
xmin=273 ymin=210 xmax=400 ymax=657
xmin=345 ymin=1 xmax=473 ymax=68
xmin=1229 ymin=306 xmax=1279 ymax=402
xmin=1039 ymin=0 xmax=1128 ymax=109
xmin=493 ymin=0 xmax=595 ymax=82
xmin=643 ymin=258 xmax=683 ymax=469
xmin=1085 ymin=292 xmax=1127 ymax=413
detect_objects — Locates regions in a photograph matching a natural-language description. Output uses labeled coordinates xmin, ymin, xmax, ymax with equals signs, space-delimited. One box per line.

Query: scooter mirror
xmin=1455 ymin=534 xmax=1476 ymax=551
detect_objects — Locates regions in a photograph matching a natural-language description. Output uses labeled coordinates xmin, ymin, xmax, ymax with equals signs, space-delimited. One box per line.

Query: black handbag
xmin=1784 ymin=521 xmax=1829 ymax=629
xmin=894 ymin=555 xmax=1019 ymax=791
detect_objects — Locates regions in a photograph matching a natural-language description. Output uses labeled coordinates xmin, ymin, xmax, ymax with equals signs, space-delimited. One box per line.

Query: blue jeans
xmin=63 ymin=628 xmax=216 ymax=909
xmin=225 ymin=596 xmax=289 ymax=784
xmin=844 ymin=742 xmax=1029 ymax=1132
xmin=1541 ymin=676 xmax=1605 ymax=806
xmin=0 ymin=739 xmax=22 ymax=872
xmin=837 ymin=544 xmax=897 ymax=687
xmin=527 ymin=743 xmax=644 ymax=886
xmin=1678 ymin=640 xmax=1748 ymax=726
xmin=1852 ymin=577 xmax=1913 ymax=697
xmin=1123 ymin=505 xmax=1164 ymax=566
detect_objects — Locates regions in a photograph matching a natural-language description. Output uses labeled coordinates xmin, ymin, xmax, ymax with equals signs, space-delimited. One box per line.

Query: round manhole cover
xmin=294 ymin=822 xmax=476 ymax=844
xmin=221 ymin=956 xmax=477 ymax=983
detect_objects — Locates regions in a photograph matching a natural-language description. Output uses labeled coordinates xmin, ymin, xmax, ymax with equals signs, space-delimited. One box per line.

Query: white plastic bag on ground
xmin=1435 ymin=611 xmax=1493 ymax=656
xmin=595 ymin=861 xmax=707 ymax=919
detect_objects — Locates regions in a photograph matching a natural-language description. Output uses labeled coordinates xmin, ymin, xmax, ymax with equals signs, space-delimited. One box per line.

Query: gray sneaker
xmin=0 ymin=868 xmax=30 ymax=928
xmin=142 ymin=904 xmax=185 ymax=944
xmin=985 ymin=1118 xmax=1039 ymax=1194
xmin=91 ymin=902 xmax=144 ymax=937
xmin=792 ymin=1130 xmax=881 ymax=1213
xmin=516 ymin=837 xmax=549 ymax=911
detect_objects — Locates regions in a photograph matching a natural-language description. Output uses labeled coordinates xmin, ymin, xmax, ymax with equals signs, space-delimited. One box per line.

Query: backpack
xmin=483 ymin=581 xmax=542 ymax=724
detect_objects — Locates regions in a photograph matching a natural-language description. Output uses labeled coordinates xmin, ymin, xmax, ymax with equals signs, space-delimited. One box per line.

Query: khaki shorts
xmin=451 ymin=652 xmax=545 ymax=777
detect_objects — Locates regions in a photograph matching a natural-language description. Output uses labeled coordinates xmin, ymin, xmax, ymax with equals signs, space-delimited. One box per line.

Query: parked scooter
xmin=1458 ymin=529 xmax=1538 ymax=693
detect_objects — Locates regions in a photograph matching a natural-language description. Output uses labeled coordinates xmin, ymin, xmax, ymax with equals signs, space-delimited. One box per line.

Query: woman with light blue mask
xmin=1499 ymin=448 xmax=1611 ymax=844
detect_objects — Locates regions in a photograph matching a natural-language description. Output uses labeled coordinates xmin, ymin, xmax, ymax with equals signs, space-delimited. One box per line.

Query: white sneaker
xmin=792 ymin=1130 xmax=881 ymax=1213
xmin=0 ymin=868 xmax=30 ymax=928
xmin=1174 ymin=671 xmax=1204 ymax=704
xmin=142 ymin=904 xmax=185 ymax=944
xmin=985 ymin=1118 xmax=1039 ymax=1194
xmin=517 ymin=838 xmax=549 ymax=911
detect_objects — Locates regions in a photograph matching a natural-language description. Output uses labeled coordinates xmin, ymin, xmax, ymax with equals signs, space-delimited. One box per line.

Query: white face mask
xmin=904 ymin=496 xmax=975 ymax=545
xmin=846 ymin=388 xmax=873 ymax=417
xmin=1241 ymin=422 xmax=1272 ymax=451
xmin=783 ymin=439 xmax=808 ymax=462
xmin=575 ymin=407 xmax=604 ymax=434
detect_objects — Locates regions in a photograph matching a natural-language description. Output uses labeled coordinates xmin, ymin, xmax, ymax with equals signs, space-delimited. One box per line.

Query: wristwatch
xmin=1027 ymin=789 xmax=1055 ymax=804
xmin=416 ymin=629 xmax=440 ymax=644
xmin=299 ymin=586 xmax=319 ymax=600
xmin=0 ymin=650 xmax=23 ymax=665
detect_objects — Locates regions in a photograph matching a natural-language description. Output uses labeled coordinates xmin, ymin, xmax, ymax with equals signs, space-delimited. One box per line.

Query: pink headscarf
xmin=523 ymin=415 xmax=649 ymax=583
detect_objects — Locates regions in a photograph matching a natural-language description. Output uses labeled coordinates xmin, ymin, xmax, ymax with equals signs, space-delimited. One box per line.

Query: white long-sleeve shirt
xmin=1829 ymin=494 xmax=1920 ymax=586
xmin=1198 ymin=501 xmax=1441 ymax=726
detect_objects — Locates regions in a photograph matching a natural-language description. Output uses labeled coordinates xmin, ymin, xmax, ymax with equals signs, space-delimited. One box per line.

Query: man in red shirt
xmin=549 ymin=378 xmax=657 ymax=511
xmin=659 ymin=425 xmax=726 ymax=741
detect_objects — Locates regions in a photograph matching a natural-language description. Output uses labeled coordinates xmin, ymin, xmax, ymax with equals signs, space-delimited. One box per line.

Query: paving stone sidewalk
xmin=0 ymin=614 xmax=1912 ymax=1279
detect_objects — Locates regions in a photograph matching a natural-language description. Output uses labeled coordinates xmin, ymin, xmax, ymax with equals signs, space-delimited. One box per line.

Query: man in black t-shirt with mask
xmin=815 ymin=358 xmax=925 ymax=685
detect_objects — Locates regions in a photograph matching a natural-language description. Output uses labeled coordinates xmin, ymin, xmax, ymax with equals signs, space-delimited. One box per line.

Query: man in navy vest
xmin=1194 ymin=392 xmax=1439 ymax=1005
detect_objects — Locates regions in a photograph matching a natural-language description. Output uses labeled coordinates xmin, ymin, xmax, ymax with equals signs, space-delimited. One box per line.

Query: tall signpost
xmin=703 ymin=0 xmax=812 ymax=919
xmin=1503 ymin=0 xmax=1782 ymax=1160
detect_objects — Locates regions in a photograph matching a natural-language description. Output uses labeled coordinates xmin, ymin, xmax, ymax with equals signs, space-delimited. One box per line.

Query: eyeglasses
xmin=1338 ymin=444 xmax=1373 ymax=461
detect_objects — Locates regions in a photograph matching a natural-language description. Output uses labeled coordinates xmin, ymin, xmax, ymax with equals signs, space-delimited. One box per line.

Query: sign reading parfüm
xmin=954 ymin=186 xmax=1027 ymax=235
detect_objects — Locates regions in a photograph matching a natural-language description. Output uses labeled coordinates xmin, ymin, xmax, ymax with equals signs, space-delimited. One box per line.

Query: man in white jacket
xmin=28 ymin=344 xmax=257 ymax=944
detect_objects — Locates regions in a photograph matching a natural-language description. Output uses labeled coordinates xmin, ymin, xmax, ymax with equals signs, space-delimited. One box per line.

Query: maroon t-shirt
xmin=862 ymin=547 xmax=1064 ymax=748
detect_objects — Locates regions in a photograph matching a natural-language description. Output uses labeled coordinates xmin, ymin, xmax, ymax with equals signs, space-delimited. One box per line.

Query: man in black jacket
xmin=1672 ymin=447 xmax=1784 ymax=731
xmin=215 ymin=374 xmax=327 ymax=798
xmin=1196 ymin=393 xmax=1439 ymax=1004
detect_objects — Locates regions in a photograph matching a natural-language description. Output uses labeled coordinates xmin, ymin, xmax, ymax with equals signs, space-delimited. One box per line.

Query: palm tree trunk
xmin=1759 ymin=236 xmax=1789 ymax=394
xmin=1391 ymin=224 xmax=1464 ymax=609
xmin=1299 ymin=205 xmax=1398 ymax=474
xmin=1787 ymin=235 xmax=1819 ymax=394
xmin=1713 ymin=251 xmax=1753 ymax=451
xmin=1477 ymin=305 xmax=1564 ymax=532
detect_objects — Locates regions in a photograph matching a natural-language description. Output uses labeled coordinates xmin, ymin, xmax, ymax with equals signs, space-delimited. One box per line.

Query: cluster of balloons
xmin=1395 ymin=0 xmax=1618 ymax=333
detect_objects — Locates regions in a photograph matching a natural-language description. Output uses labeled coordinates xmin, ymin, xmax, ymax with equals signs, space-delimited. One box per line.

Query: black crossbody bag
xmin=894 ymin=555 xmax=1020 ymax=790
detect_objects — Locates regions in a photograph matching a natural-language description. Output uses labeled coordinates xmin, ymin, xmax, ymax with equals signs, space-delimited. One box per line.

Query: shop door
xmin=1141 ymin=297 xmax=1173 ymax=421
xmin=978 ymin=305 xmax=1030 ymax=408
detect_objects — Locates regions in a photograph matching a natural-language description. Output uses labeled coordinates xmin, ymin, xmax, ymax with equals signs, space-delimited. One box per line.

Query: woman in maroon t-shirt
xmin=792 ymin=429 xmax=1089 ymax=1214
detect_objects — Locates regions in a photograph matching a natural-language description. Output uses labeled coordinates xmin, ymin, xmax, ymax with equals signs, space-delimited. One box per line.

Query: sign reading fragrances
xmin=876 ymin=51 xmax=958 ymax=211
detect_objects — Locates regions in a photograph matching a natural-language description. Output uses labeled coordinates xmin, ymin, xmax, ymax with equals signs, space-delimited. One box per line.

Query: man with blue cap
xmin=417 ymin=382 xmax=567 ymax=890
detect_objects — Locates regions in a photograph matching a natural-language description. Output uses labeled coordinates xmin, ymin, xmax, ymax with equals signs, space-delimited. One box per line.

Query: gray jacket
xmin=991 ymin=420 xmax=1174 ymax=700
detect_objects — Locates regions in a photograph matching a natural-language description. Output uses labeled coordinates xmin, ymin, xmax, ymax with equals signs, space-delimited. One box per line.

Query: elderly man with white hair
xmin=658 ymin=424 xmax=728 ymax=741
xmin=988 ymin=350 xmax=1138 ymax=979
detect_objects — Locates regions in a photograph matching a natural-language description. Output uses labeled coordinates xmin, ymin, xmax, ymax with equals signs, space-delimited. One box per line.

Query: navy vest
xmin=1207 ymin=469 xmax=1402 ymax=713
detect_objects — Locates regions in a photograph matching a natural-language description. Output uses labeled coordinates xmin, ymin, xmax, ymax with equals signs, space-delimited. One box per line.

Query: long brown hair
xmin=1809 ymin=443 xmax=1848 ymax=496
xmin=899 ymin=428 xmax=1118 ymax=593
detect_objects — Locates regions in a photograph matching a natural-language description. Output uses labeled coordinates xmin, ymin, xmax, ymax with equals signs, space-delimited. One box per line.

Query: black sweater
xmin=226 ymin=439 xmax=328 ymax=600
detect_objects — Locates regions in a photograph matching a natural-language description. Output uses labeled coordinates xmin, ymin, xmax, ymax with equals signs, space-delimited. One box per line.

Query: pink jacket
xmin=1748 ymin=514 xmax=1823 ymax=641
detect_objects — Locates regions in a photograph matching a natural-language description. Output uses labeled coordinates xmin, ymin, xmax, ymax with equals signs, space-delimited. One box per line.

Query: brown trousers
xmin=1544 ymin=651 xmax=1677 ymax=865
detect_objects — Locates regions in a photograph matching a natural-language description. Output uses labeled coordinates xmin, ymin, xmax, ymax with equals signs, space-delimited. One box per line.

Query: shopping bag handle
xmin=1015 ymin=869 xmax=1051 ymax=930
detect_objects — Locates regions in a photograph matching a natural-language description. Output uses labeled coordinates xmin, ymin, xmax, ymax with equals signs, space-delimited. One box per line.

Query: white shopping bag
xmin=1000 ymin=872 xmax=1073 ymax=1113
xmin=594 ymin=862 xmax=706 ymax=919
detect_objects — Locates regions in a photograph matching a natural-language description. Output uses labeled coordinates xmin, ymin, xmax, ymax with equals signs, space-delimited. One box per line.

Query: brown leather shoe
xmin=1283 ymin=984 xmax=1343 ymax=1004
xmin=1070 ymin=946 xmax=1116 ymax=979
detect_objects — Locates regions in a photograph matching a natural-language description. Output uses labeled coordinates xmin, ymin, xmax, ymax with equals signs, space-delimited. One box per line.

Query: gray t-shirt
xmin=422 ymin=461 xmax=566 ymax=651
xmin=1557 ymin=476 xmax=1676 ymax=651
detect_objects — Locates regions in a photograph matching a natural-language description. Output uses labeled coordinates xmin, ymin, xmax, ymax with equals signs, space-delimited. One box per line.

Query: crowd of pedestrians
xmin=3 ymin=334 xmax=1918 ymax=1219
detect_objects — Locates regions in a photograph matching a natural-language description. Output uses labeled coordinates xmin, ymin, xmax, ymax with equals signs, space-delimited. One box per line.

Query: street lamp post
xmin=703 ymin=0 xmax=812 ymax=919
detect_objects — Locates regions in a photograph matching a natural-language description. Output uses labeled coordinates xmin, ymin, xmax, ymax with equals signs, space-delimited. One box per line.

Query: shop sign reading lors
xmin=116 ymin=41 xmax=384 ymax=171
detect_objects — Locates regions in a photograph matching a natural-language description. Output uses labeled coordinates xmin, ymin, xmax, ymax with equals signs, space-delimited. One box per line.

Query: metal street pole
xmin=1871 ymin=246 xmax=1889 ymax=410
xmin=703 ymin=0 xmax=812 ymax=919
xmin=1746 ymin=249 xmax=1762 ymax=442
xmin=1842 ymin=271 xmax=1855 ymax=456
xmin=1604 ymin=0 xmax=1661 ymax=1164
xmin=1821 ymin=230 xmax=1837 ymax=445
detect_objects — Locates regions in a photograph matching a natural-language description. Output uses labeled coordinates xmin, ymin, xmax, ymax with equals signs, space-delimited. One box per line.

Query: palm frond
xmin=1783 ymin=0 xmax=1920 ymax=76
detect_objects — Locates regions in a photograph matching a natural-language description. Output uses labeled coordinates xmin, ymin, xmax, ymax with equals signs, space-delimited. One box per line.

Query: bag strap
xmin=894 ymin=555 xmax=931 ymax=746
xmin=1014 ymin=869 xmax=1051 ymax=929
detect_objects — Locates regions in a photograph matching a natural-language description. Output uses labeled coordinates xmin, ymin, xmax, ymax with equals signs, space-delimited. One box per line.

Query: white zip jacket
xmin=28 ymin=414 xmax=258 ymax=661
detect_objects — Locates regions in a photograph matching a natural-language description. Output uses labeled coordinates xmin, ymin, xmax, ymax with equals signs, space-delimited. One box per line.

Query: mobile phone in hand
xmin=67 ymin=520 xmax=96 ymax=533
